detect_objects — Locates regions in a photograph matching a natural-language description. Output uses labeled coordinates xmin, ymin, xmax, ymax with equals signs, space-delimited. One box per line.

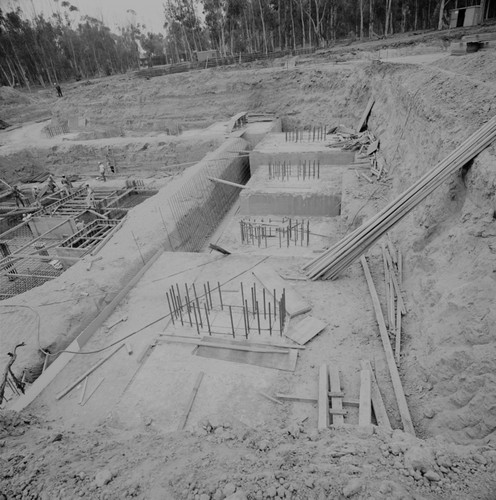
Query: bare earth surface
xmin=1 ymin=29 xmax=496 ymax=500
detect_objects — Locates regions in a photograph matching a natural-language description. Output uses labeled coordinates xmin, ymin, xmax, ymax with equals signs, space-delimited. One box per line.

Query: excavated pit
xmin=2 ymin=57 xmax=496 ymax=452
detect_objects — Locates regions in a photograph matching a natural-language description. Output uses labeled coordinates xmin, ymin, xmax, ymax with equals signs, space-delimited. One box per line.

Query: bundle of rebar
xmin=304 ymin=115 xmax=496 ymax=280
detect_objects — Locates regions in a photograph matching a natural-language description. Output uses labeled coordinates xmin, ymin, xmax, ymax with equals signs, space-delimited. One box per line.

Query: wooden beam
xmin=177 ymin=372 xmax=204 ymax=430
xmin=359 ymin=369 xmax=371 ymax=426
xmin=360 ymin=360 xmax=391 ymax=429
xmin=275 ymin=393 xmax=359 ymax=407
xmin=207 ymin=177 xmax=246 ymax=189
xmin=55 ymin=344 xmax=124 ymax=400
xmin=356 ymin=97 xmax=375 ymax=133
xmin=159 ymin=335 xmax=290 ymax=354
xmin=329 ymin=366 xmax=344 ymax=425
xmin=360 ymin=256 xmax=415 ymax=435
xmin=318 ymin=364 xmax=329 ymax=430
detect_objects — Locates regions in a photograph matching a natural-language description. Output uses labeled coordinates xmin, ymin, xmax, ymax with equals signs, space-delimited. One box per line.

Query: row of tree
xmin=0 ymin=0 xmax=476 ymax=88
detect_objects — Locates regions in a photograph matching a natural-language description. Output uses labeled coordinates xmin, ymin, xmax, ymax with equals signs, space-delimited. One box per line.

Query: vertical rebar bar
xmin=204 ymin=303 xmax=211 ymax=335
xmin=176 ymin=284 xmax=182 ymax=312
xmin=166 ymin=292 xmax=175 ymax=325
xmin=242 ymin=303 xmax=248 ymax=338
xmin=192 ymin=301 xmax=200 ymax=335
xmin=268 ymin=302 xmax=272 ymax=335
xmin=273 ymin=289 xmax=277 ymax=319
xmin=207 ymin=281 xmax=213 ymax=309
xmin=256 ymin=301 xmax=261 ymax=334
xmin=245 ymin=299 xmax=250 ymax=332
xmin=263 ymin=288 xmax=266 ymax=319
xmin=229 ymin=305 xmax=235 ymax=338
xmin=218 ymin=281 xmax=223 ymax=310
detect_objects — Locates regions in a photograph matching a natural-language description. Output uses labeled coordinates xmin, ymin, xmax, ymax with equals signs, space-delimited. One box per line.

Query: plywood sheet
xmin=252 ymin=264 xmax=311 ymax=318
xmin=285 ymin=315 xmax=326 ymax=345
xmin=196 ymin=338 xmax=298 ymax=372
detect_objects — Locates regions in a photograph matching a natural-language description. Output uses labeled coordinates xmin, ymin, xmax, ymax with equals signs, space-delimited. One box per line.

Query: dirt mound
xmin=433 ymin=51 xmax=496 ymax=84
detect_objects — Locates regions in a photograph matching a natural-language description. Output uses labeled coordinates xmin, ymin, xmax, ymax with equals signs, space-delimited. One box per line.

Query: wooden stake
xmin=359 ymin=369 xmax=372 ymax=426
xmin=361 ymin=256 xmax=415 ymax=435
xmin=318 ymin=364 xmax=329 ymax=430
xmin=177 ymin=372 xmax=204 ymax=430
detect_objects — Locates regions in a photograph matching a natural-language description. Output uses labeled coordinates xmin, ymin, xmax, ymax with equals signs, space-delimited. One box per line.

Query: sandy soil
xmin=2 ymin=28 xmax=496 ymax=499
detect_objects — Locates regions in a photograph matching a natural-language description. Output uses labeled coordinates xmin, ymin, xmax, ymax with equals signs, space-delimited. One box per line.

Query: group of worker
xmin=9 ymin=159 xmax=113 ymax=210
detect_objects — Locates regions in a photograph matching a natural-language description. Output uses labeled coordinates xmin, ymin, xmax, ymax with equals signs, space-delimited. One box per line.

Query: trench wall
xmin=355 ymin=61 xmax=496 ymax=444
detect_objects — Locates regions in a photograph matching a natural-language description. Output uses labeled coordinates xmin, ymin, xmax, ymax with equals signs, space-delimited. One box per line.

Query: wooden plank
xmin=195 ymin=343 xmax=297 ymax=372
xmin=318 ymin=364 xmax=329 ymax=430
xmin=359 ymin=369 xmax=371 ymax=426
xmin=395 ymin=306 xmax=402 ymax=365
xmin=356 ymin=97 xmax=375 ymax=133
xmin=207 ymin=177 xmax=246 ymax=189
xmin=177 ymin=371 xmax=204 ymax=430
xmin=277 ymin=394 xmax=317 ymax=403
xmin=275 ymin=393 xmax=359 ymax=407
xmin=252 ymin=264 xmax=311 ymax=318
xmin=360 ymin=360 xmax=391 ymax=429
xmin=159 ymin=335 xmax=289 ymax=354
xmin=55 ymin=344 xmax=124 ymax=400
xmin=258 ymin=391 xmax=284 ymax=405
xmin=284 ymin=316 xmax=327 ymax=345
xmin=329 ymin=409 xmax=347 ymax=416
xmin=360 ymin=256 xmax=415 ymax=435
xmin=329 ymin=366 xmax=344 ymax=425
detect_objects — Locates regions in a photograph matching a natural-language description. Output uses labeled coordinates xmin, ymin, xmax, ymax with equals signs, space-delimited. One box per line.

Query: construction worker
xmin=47 ymin=174 xmax=56 ymax=193
xmin=11 ymin=185 xmax=25 ymax=207
xmin=98 ymin=162 xmax=106 ymax=182
xmin=54 ymin=82 xmax=63 ymax=97
xmin=61 ymin=175 xmax=72 ymax=195
xmin=85 ymin=183 xmax=95 ymax=208
xmin=31 ymin=186 xmax=41 ymax=207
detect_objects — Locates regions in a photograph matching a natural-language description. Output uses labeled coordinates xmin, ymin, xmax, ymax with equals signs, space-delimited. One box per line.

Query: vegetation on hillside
xmin=0 ymin=0 xmax=475 ymax=87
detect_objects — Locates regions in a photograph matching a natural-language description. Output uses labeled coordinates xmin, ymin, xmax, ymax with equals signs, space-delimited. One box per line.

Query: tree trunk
xmin=414 ymin=0 xmax=418 ymax=30
xmin=369 ymin=0 xmax=375 ymax=37
xmin=438 ymin=0 xmax=445 ymax=30
xmin=360 ymin=0 xmax=364 ymax=39
xmin=298 ymin=0 xmax=306 ymax=48
xmin=290 ymin=0 xmax=296 ymax=50
xmin=258 ymin=0 xmax=268 ymax=54
xmin=278 ymin=0 xmax=282 ymax=49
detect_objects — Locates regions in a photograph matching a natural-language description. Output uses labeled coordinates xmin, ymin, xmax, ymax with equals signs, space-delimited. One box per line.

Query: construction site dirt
xmin=1 ymin=31 xmax=496 ymax=500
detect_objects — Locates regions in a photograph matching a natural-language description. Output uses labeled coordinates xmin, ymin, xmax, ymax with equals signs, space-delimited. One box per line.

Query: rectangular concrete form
xmin=249 ymin=132 xmax=355 ymax=174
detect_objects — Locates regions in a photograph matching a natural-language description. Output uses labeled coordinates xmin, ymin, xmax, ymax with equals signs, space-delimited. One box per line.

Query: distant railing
xmin=135 ymin=46 xmax=317 ymax=79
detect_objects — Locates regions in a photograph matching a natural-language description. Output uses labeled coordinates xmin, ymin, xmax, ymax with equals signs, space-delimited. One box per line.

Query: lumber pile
xmin=304 ymin=115 xmax=496 ymax=280
xmin=380 ymin=236 xmax=405 ymax=364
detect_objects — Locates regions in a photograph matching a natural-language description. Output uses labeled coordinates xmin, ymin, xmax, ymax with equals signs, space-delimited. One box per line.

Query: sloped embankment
xmin=359 ymin=59 xmax=496 ymax=444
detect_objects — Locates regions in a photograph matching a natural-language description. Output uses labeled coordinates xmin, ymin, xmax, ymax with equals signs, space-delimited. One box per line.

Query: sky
xmin=2 ymin=0 xmax=168 ymax=34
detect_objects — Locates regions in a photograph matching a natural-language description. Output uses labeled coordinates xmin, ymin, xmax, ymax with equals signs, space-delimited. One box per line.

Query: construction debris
xmin=305 ymin=115 xmax=496 ymax=280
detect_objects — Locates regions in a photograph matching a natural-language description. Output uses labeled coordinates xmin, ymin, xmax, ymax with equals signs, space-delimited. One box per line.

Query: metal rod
xmin=229 ymin=305 xmax=235 ymax=338
xmin=242 ymin=303 xmax=248 ymax=338
xmin=166 ymin=292 xmax=175 ymax=325
xmin=253 ymin=283 xmax=257 ymax=318
xmin=256 ymin=301 xmax=261 ymax=334
xmin=185 ymin=284 xmax=193 ymax=326
xmin=176 ymin=283 xmax=183 ymax=311
xmin=245 ymin=299 xmax=251 ymax=331
xmin=268 ymin=302 xmax=272 ymax=336
xmin=204 ymin=303 xmax=211 ymax=335
xmin=193 ymin=283 xmax=202 ymax=326
xmin=203 ymin=284 xmax=209 ymax=310
xmin=218 ymin=281 xmax=223 ymax=310
xmin=207 ymin=281 xmax=213 ymax=309
xmin=273 ymin=289 xmax=277 ymax=319
xmin=263 ymin=288 xmax=266 ymax=319
xmin=240 ymin=282 xmax=245 ymax=309
xmin=192 ymin=301 xmax=200 ymax=335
